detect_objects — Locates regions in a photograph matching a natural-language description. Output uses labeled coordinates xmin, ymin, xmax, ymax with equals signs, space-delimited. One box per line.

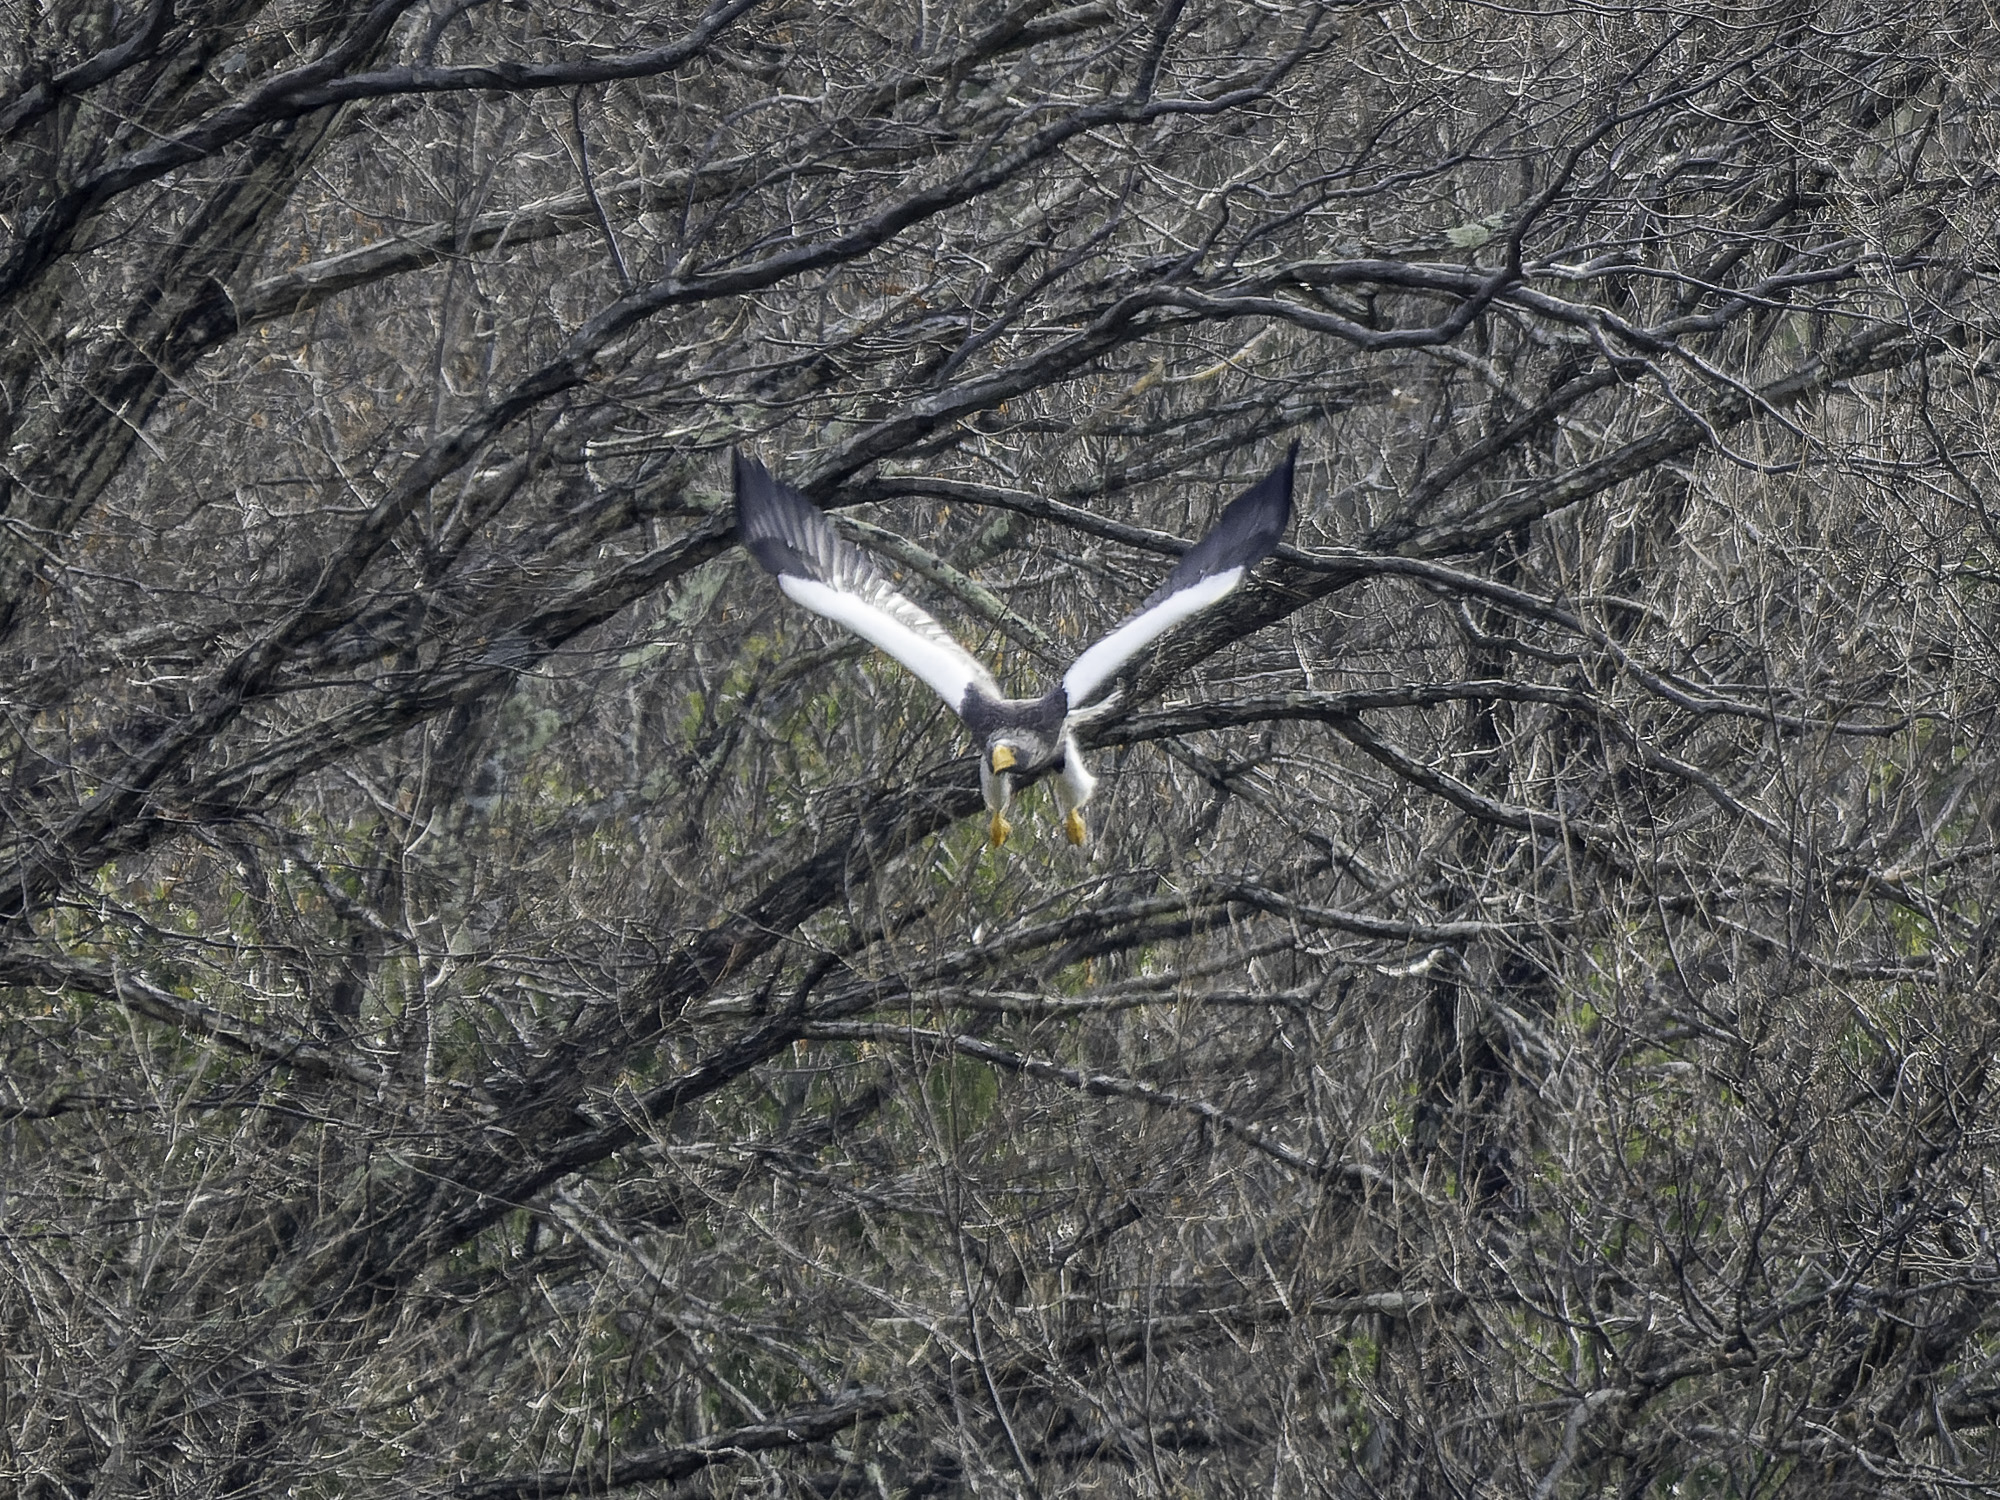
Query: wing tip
xmin=1265 ymin=438 xmax=1301 ymax=524
xmin=732 ymin=447 xmax=779 ymax=517
xmin=734 ymin=447 xmax=825 ymax=579
xmin=1216 ymin=439 xmax=1300 ymax=561
xmin=1248 ymin=439 xmax=1298 ymax=546
xmin=732 ymin=446 xmax=762 ymax=526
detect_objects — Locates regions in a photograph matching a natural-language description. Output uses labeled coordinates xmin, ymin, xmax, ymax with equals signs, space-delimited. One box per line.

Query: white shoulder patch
xmin=1062 ymin=567 xmax=1242 ymax=707
xmin=781 ymin=576 xmax=987 ymax=713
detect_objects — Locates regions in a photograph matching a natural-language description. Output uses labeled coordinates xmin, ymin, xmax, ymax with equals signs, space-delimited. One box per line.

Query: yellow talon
xmin=990 ymin=745 xmax=1017 ymax=772
xmin=1063 ymin=808 xmax=1087 ymax=846
xmin=989 ymin=811 xmax=1012 ymax=846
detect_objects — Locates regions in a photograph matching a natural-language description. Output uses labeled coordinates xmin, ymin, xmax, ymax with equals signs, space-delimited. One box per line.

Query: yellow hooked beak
xmin=990 ymin=745 xmax=1017 ymax=772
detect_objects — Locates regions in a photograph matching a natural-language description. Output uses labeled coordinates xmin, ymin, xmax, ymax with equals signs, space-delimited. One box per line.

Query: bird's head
xmin=985 ymin=732 xmax=1058 ymax=776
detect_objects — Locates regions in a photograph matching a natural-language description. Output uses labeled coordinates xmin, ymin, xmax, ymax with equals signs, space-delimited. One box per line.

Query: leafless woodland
xmin=4 ymin=0 xmax=2000 ymax=1495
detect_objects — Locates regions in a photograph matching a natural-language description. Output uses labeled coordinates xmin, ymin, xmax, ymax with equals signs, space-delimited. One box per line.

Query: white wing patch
xmin=1062 ymin=567 xmax=1242 ymax=707
xmin=781 ymin=577 xmax=991 ymax=711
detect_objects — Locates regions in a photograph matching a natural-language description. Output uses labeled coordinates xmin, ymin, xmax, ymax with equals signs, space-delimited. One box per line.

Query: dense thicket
xmin=4 ymin=0 xmax=2000 ymax=1494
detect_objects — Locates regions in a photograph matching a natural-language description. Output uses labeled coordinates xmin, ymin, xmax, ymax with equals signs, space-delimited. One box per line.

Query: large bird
xmin=734 ymin=443 xmax=1297 ymax=846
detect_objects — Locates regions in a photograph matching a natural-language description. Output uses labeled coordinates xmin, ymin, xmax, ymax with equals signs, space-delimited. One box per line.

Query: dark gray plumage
xmin=734 ymin=444 xmax=1297 ymax=844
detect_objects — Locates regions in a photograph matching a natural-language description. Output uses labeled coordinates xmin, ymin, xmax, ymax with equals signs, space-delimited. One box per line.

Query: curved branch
xmin=450 ymin=1387 xmax=905 ymax=1500
xmin=0 ymin=0 xmax=177 ymax=138
xmin=0 ymin=0 xmax=756 ymax=303
xmin=802 ymin=1020 xmax=1380 ymax=1188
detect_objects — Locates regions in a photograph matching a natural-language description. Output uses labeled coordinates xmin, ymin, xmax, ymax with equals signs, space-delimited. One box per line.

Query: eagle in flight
xmin=735 ymin=444 xmax=1297 ymax=846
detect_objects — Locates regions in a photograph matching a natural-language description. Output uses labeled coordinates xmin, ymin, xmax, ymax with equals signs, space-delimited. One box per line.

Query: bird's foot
xmin=989 ymin=811 xmax=1012 ymax=847
xmin=1063 ymin=808 xmax=1088 ymax=846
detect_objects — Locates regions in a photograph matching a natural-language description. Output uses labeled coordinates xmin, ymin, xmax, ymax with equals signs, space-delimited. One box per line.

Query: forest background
xmin=4 ymin=0 xmax=2000 ymax=1495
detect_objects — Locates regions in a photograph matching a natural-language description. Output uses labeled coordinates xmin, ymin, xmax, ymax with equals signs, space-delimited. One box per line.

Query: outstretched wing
xmin=735 ymin=450 xmax=1000 ymax=714
xmin=1062 ymin=441 xmax=1298 ymax=708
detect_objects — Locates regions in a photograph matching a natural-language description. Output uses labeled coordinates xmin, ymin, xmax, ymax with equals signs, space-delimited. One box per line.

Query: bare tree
xmin=4 ymin=0 xmax=2000 ymax=1495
